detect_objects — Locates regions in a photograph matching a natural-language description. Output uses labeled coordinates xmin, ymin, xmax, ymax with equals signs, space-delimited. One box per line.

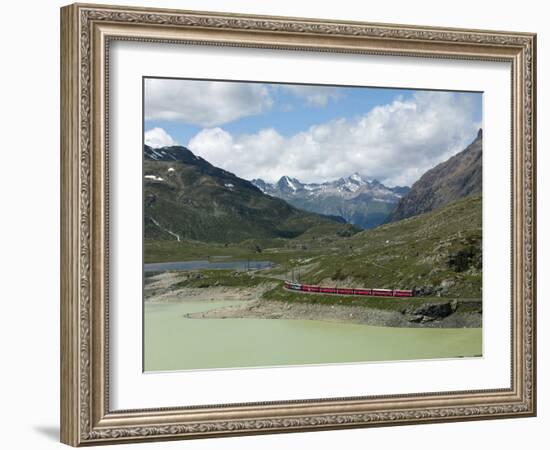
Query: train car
xmin=393 ymin=289 xmax=413 ymax=297
xmin=319 ymin=287 xmax=337 ymax=294
xmin=284 ymin=281 xmax=413 ymax=298
xmin=301 ymin=284 xmax=318 ymax=292
xmin=336 ymin=288 xmax=355 ymax=295
xmin=371 ymin=288 xmax=394 ymax=297
xmin=285 ymin=281 xmax=302 ymax=291
xmin=354 ymin=288 xmax=372 ymax=296
xmin=308 ymin=285 xmax=320 ymax=293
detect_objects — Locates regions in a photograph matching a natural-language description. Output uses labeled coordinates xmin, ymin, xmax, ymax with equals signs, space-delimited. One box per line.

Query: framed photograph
xmin=60 ymin=3 xmax=536 ymax=446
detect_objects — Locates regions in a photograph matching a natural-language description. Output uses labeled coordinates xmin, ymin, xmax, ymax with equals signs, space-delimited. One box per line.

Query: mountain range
xmin=144 ymin=128 xmax=482 ymax=243
xmin=252 ymin=174 xmax=410 ymax=229
xmin=389 ymin=129 xmax=482 ymax=222
xmin=143 ymin=145 xmax=357 ymax=243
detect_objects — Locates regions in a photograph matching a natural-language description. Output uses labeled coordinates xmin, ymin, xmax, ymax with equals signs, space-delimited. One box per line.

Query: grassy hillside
xmin=145 ymin=195 xmax=481 ymax=299
xmin=298 ymin=195 xmax=482 ymax=298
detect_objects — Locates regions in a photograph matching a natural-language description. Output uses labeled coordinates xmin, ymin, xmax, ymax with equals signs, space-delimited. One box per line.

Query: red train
xmin=284 ymin=281 xmax=413 ymax=298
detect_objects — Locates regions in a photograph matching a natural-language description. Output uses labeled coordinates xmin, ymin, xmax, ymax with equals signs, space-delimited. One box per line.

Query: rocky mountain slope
xmin=144 ymin=145 xmax=357 ymax=243
xmin=252 ymin=173 xmax=409 ymax=229
xmin=389 ymin=129 xmax=482 ymax=222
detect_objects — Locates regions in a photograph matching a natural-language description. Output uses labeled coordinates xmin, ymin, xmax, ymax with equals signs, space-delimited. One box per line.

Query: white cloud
xmin=281 ymin=85 xmax=341 ymax=107
xmin=187 ymin=91 xmax=480 ymax=187
xmin=144 ymin=78 xmax=273 ymax=127
xmin=144 ymin=127 xmax=178 ymax=148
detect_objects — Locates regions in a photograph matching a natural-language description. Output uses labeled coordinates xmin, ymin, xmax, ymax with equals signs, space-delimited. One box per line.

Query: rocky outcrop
xmin=403 ymin=301 xmax=457 ymax=323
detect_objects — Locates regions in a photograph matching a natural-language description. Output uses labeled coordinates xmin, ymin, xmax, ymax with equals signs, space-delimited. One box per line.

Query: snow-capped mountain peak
xmin=250 ymin=174 xmax=410 ymax=229
xmin=276 ymin=176 xmax=302 ymax=192
xmin=349 ymin=172 xmax=366 ymax=183
xmin=337 ymin=172 xmax=370 ymax=192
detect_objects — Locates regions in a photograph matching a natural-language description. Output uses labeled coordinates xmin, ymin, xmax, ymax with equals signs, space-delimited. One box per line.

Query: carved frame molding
xmin=60 ymin=3 xmax=536 ymax=446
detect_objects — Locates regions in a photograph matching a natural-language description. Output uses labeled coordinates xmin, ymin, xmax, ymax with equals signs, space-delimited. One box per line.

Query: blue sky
xmin=144 ymin=78 xmax=482 ymax=186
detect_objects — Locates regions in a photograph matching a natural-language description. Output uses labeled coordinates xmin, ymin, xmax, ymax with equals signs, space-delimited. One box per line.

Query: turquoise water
xmin=144 ymin=300 xmax=482 ymax=372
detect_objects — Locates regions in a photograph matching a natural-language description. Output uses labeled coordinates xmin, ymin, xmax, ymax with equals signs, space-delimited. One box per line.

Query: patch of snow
xmin=167 ymin=167 xmax=175 ymax=172
xmin=144 ymin=175 xmax=164 ymax=182
xmin=343 ymin=181 xmax=360 ymax=192
xmin=224 ymin=183 xmax=235 ymax=189
xmin=150 ymin=217 xmax=181 ymax=242
xmin=150 ymin=148 xmax=164 ymax=160
xmin=282 ymin=176 xmax=297 ymax=191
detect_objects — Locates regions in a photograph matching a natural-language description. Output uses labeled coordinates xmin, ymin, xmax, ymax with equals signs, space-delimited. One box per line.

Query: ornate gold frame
xmin=60 ymin=3 xmax=537 ymax=446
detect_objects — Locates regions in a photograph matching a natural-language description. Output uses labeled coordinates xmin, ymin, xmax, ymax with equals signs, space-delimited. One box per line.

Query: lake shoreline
xmin=145 ymin=271 xmax=277 ymax=303
xmin=185 ymin=297 xmax=482 ymax=329
xmin=145 ymin=273 xmax=481 ymax=329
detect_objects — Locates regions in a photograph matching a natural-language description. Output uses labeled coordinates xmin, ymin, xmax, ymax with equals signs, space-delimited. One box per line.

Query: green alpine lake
xmin=144 ymin=300 xmax=482 ymax=372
